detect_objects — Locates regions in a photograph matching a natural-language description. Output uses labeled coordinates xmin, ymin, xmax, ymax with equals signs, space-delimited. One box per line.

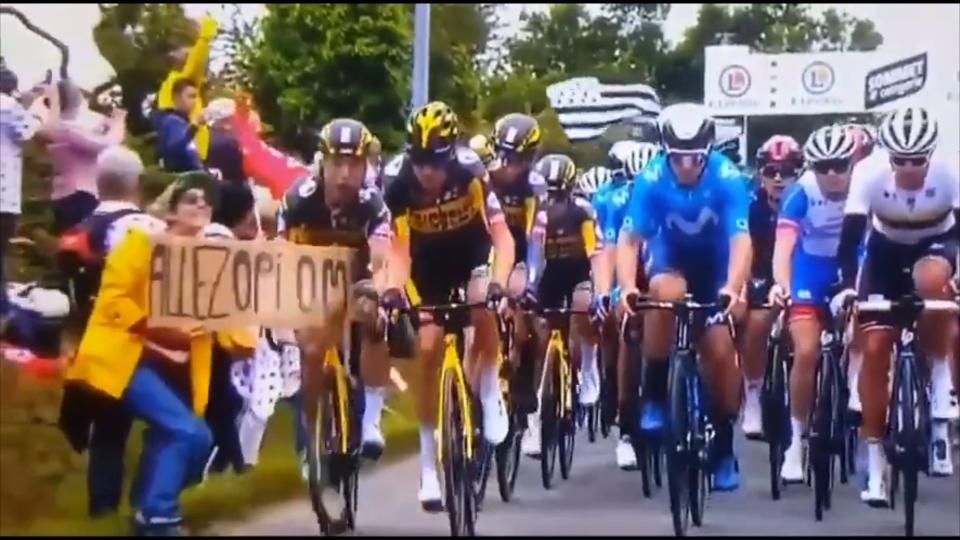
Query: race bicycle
xmin=305 ymin=343 xmax=361 ymax=536
xmin=759 ymin=302 xmax=792 ymax=501
xmin=853 ymin=294 xmax=959 ymax=537
xmin=629 ymin=294 xmax=727 ymax=537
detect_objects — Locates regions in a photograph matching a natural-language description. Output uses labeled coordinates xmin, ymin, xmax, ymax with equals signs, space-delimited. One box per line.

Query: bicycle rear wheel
xmin=666 ymin=352 xmax=692 ymax=536
xmin=441 ymin=368 xmax=476 ymax=536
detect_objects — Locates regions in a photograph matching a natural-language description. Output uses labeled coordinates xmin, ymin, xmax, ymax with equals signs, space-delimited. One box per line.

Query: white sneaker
xmin=522 ymin=414 xmax=542 ymax=458
xmin=741 ymin=382 xmax=763 ymax=440
xmin=361 ymin=422 xmax=385 ymax=460
xmin=482 ymin=393 xmax=509 ymax=445
xmin=418 ymin=468 xmax=443 ymax=513
xmin=860 ymin=442 xmax=889 ymax=508
xmin=930 ymin=361 xmax=959 ymax=421
xmin=930 ymin=422 xmax=954 ymax=477
xmin=616 ymin=436 xmax=638 ymax=470
xmin=781 ymin=438 xmax=805 ymax=483
xmin=579 ymin=365 xmax=600 ymax=406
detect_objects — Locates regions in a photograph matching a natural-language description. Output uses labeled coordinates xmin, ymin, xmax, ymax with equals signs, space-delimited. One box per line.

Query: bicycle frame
xmin=437 ymin=332 xmax=476 ymax=463
xmin=324 ymin=347 xmax=352 ymax=455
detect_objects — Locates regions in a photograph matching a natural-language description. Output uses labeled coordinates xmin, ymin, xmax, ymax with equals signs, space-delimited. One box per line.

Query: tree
xmin=428 ymin=4 xmax=492 ymax=128
xmin=238 ymin=4 xmax=412 ymax=153
xmin=92 ymin=3 xmax=199 ymax=134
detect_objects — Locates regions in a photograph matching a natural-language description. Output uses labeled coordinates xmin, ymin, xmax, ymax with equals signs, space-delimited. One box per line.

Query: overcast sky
xmin=0 ymin=3 xmax=957 ymax=89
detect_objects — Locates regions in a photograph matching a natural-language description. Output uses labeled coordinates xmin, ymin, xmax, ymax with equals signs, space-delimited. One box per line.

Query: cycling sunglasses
xmin=409 ymin=148 xmax=450 ymax=168
xmin=811 ymin=158 xmax=851 ymax=175
xmin=667 ymin=151 xmax=707 ymax=167
xmin=890 ymin=155 xmax=929 ymax=167
xmin=760 ymin=164 xmax=800 ymax=179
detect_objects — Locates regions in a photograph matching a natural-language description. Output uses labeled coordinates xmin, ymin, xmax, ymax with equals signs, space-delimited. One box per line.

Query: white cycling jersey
xmin=846 ymin=157 xmax=959 ymax=245
xmin=780 ymin=172 xmax=846 ymax=258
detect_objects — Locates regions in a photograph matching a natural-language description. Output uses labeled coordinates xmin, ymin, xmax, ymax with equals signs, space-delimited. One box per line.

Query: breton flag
xmin=546 ymin=77 xmax=662 ymax=142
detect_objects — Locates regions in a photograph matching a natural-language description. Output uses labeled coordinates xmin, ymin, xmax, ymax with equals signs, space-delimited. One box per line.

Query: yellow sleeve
xmin=156 ymin=16 xmax=217 ymax=110
xmin=580 ymin=218 xmax=599 ymax=256
xmin=524 ymin=196 xmax=538 ymax=235
xmin=98 ymin=229 xmax=150 ymax=330
xmin=216 ymin=326 xmax=259 ymax=353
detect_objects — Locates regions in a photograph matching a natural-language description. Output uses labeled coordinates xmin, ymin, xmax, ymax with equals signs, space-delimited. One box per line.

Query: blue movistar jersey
xmin=621 ymin=151 xmax=750 ymax=248
xmin=591 ymin=176 xmax=627 ymax=237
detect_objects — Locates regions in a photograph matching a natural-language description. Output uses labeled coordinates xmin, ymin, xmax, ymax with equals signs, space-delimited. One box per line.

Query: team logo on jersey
xmin=299 ymin=179 xmax=317 ymax=198
xmin=612 ymin=189 xmax=629 ymax=206
xmin=719 ymin=65 xmax=751 ymax=98
xmin=664 ymin=208 xmax=719 ymax=235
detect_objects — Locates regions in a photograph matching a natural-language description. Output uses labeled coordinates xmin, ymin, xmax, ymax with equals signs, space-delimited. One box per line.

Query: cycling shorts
xmin=406 ymin=238 xmax=492 ymax=307
xmin=538 ymin=259 xmax=591 ymax=310
xmin=644 ymin=237 xmax=728 ymax=304
xmin=857 ymin=231 xmax=958 ymax=328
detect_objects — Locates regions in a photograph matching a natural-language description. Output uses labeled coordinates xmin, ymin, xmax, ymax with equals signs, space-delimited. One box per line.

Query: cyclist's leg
xmin=857 ymin=234 xmax=907 ymax=505
xmin=913 ymin=239 xmax=959 ymax=476
xmin=351 ymin=280 xmax=391 ymax=458
xmin=295 ymin=310 xmax=345 ymax=472
xmin=467 ymin=263 xmax=510 ymax=445
xmin=640 ymin=239 xmax=686 ymax=432
xmin=740 ymin=281 xmax=776 ymax=438
xmin=783 ymin=305 xmax=823 ymax=481
xmin=507 ymin=263 xmax=538 ymax=416
xmin=571 ymin=280 xmax=600 ymax=406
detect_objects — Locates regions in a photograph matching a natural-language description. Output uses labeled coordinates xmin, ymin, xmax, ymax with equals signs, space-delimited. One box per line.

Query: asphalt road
xmin=218 ymin=428 xmax=960 ymax=536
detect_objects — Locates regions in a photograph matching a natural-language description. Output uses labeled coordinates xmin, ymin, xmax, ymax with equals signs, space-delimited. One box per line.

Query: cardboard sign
xmin=147 ymin=235 xmax=355 ymax=330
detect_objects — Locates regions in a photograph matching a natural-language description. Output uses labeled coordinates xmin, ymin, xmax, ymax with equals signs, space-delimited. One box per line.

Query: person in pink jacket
xmin=43 ymin=79 xmax=126 ymax=233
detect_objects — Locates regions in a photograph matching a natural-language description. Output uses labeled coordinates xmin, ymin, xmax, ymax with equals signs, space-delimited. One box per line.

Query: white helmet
xmin=608 ymin=141 xmax=660 ymax=178
xmin=878 ymin=106 xmax=938 ymax=156
xmin=576 ymin=166 xmax=612 ymax=198
xmin=804 ymin=124 xmax=857 ymax=163
xmin=658 ymin=103 xmax=715 ymax=153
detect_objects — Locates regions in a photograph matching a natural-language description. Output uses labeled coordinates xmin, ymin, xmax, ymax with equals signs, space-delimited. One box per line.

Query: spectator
xmin=58 ymin=145 xmax=166 ymax=518
xmin=203 ymin=182 xmax=258 ymax=475
xmin=155 ymin=78 xmax=206 ymax=173
xmin=1 ymin=61 xmax=53 ymax=324
xmin=204 ymin=99 xmax=246 ymax=184
xmin=63 ymin=171 xmax=256 ymax=535
xmin=45 ymin=78 xmax=127 ymax=233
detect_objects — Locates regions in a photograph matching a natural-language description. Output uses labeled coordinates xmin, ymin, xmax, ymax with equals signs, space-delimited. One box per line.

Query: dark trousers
xmin=205 ymin=351 xmax=246 ymax=474
xmin=0 ymin=212 xmax=17 ymax=318
xmin=87 ymin=405 xmax=133 ymax=517
xmin=52 ymin=191 xmax=98 ymax=235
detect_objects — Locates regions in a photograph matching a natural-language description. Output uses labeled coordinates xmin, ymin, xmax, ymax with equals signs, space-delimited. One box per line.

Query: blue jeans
xmin=123 ymin=364 xmax=212 ymax=523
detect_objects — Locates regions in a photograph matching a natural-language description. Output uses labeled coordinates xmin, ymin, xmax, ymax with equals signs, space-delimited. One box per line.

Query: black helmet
xmin=317 ymin=118 xmax=374 ymax=158
xmin=658 ymin=103 xmax=715 ymax=153
xmin=493 ymin=113 xmax=541 ymax=161
xmin=535 ymin=154 xmax=577 ymax=193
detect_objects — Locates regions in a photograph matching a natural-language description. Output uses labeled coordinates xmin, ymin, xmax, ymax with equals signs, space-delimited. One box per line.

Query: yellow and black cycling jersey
xmin=382 ymin=146 xmax=505 ymax=254
xmin=277 ymin=174 xmax=391 ymax=279
xmin=488 ymin=168 xmax=546 ymax=264
xmin=531 ymin=194 xmax=602 ymax=262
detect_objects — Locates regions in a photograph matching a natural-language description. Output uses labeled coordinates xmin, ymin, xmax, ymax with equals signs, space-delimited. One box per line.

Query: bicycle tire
xmin=540 ymin=344 xmax=561 ymax=490
xmin=640 ymin=438 xmax=653 ymax=498
xmin=897 ymin=353 xmax=918 ymax=537
xmin=307 ymin=375 xmax=349 ymax=536
xmin=495 ymin=417 xmax=522 ymax=502
xmin=587 ymin=404 xmax=598 ymax=443
xmin=559 ymin=356 xmax=577 ymax=481
xmin=666 ymin=351 xmax=692 ymax=537
xmin=440 ymin=367 xmax=474 ymax=536
xmin=689 ymin=374 xmax=708 ymax=528
xmin=812 ymin=348 xmax=835 ymax=521
xmin=475 ymin=439 xmax=493 ymax=511
xmin=762 ymin=337 xmax=789 ymax=501
xmin=653 ymin=441 xmax=664 ymax=488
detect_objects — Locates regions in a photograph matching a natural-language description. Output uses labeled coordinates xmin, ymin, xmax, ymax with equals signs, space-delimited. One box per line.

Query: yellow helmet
xmin=317 ymin=118 xmax=374 ymax=157
xmin=469 ymin=134 xmax=496 ymax=167
xmin=535 ymin=154 xmax=577 ymax=192
xmin=406 ymin=101 xmax=460 ymax=163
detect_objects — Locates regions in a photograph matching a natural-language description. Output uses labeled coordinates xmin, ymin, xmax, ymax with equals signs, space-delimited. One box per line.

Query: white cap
xmin=97 ymin=145 xmax=144 ymax=181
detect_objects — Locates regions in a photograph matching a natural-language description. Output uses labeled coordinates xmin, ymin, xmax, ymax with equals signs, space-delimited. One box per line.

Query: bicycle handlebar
xmin=856 ymin=298 xmax=959 ymax=314
xmin=627 ymin=295 xmax=726 ymax=313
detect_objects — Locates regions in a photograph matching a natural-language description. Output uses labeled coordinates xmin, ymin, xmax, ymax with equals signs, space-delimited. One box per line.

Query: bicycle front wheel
xmin=559 ymin=356 xmax=577 ymax=480
xmin=440 ymin=367 xmax=476 ymax=536
xmin=540 ymin=344 xmax=561 ymax=490
xmin=666 ymin=352 xmax=693 ymax=536
xmin=306 ymin=376 xmax=350 ymax=535
xmin=812 ymin=350 xmax=836 ymax=521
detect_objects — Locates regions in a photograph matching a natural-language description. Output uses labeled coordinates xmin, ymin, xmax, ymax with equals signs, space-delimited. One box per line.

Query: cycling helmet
xmin=318 ymin=118 xmax=374 ymax=157
xmin=576 ymin=166 xmax=613 ymax=198
xmin=878 ymin=106 xmax=938 ymax=156
xmin=535 ymin=154 xmax=578 ymax=193
xmin=493 ymin=113 xmax=542 ymax=160
xmin=756 ymin=135 xmax=803 ymax=168
xmin=631 ymin=142 xmax=660 ymax=176
xmin=468 ymin=134 xmax=497 ymax=167
xmin=607 ymin=141 xmax=642 ymax=177
xmin=804 ymin=125 xmax=856 ymax=163
xmin=658 ymin=103 xmax=715 ymax=153
xmin=406 ymin=101 xmax=459 ymax=162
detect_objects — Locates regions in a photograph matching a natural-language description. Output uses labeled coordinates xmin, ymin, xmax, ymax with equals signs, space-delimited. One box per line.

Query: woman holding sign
xmin=64 ymin=171 xmax=256 ymax=536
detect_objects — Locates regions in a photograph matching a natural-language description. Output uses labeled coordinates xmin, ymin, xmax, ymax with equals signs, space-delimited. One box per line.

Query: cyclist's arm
xmin=836 ymin=168 xmax=873 ymax=289
xmin=580 ymin=201 xmax=607 ymax=295
xmin=471 ymin=177 xmax=514 ymax=286
xmin=616 ymin=180 xmax=654 ymax=293
xmin=724 ymin=176 xmax=753 ymax=293
xmin=365 ymin=190 xmax=396 ymax=293
xmin=383 ymin=176 xmax=412 ymax=293
xmin=773 ymin=184 xmax=807 ymax=294
xmin=525 ymin=209 xmax=547 ymax=292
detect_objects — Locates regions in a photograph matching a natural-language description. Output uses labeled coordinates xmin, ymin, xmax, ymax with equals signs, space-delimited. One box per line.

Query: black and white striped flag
xmin=546 ymin=77 xmax=661 ymax=142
